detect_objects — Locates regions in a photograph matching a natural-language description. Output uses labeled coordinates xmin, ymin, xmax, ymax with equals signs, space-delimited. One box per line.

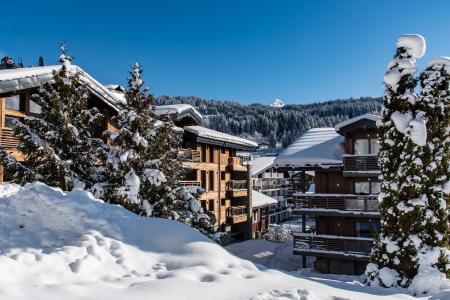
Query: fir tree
xmin=367 ymin=35 xmax=450 ymax=291
xmin=97 ymin=63 xmax=214 ymax=234
xmin=0 ymin=45 xmax=104 ymax=190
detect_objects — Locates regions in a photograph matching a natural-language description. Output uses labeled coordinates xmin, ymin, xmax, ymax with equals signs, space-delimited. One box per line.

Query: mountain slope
xmin=155 ymin=96 xmax=382 ymax=147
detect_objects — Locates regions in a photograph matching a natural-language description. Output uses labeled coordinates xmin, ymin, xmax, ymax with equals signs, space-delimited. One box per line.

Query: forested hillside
xmin=155 ymin=96 xmax=382 ymax=147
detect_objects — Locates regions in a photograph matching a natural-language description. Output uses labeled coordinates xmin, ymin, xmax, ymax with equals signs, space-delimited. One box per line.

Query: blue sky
xmin=1 ymin=0 xmax=450 ymax=105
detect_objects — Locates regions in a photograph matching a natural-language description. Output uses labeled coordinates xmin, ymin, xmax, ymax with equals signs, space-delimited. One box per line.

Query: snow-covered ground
xmin=0 ymin=182 xmax=446 ymax=300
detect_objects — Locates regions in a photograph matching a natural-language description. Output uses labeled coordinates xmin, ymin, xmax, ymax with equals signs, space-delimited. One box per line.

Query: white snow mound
xmin=396 ymin=34 xmax=426 ymax=58
xmin=1 ymin=182 xmax=446 ymax=300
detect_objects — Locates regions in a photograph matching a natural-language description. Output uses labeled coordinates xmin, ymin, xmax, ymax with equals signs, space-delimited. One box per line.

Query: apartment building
xmin=155 ymin=104 xmax=259 ymax=241
xmin=274 ymin=114 xmax=381 ymax=275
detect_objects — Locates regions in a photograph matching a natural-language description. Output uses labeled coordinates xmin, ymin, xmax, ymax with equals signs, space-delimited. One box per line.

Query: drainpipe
xmin=247 ymin=161 xmax=253 ymax=240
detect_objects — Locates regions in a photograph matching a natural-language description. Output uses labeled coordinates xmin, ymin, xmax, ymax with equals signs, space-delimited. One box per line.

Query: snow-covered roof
xmin=274 ymin=128 xmax=344 ymax=169
xmin=252 ymin=190 xmax=277 ymax=208
xmin=184 ymin=125 xmax=258 ymax=151
xmin=0 ymin=65 xmax=123 ymax=111
xmin=334 ymin=114 xmax=380 ymax=133
xmin=251 ymin=156 xmax=276 ymax=176
xmin=155 ymin=104 xmax=203 ymax=125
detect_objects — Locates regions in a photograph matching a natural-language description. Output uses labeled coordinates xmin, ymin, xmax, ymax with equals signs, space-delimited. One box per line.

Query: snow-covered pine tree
xmin=98 ymin=63 xmax=214 ymax=234
xmin=367 ymin=35 xmax=450 ymax=292
xmin=0 ymin=45 xmax=105 ymax=190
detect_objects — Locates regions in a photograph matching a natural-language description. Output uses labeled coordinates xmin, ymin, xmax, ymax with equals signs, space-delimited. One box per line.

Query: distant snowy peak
xmin=270 ymin=99 xmax=285 ymax=108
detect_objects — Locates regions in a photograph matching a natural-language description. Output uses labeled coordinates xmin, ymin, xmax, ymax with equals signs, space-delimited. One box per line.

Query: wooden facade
xmin=291 ymin=115 xmax=381 ymax=275
xmin=180 ymin=138 xmax=254 ymax=242
xmin=0 ymin=90 xmax=118 ymax=181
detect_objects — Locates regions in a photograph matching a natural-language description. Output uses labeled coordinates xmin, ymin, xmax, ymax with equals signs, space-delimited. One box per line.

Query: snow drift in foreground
xmin=0 ymin=182 xmax=444 ymax=300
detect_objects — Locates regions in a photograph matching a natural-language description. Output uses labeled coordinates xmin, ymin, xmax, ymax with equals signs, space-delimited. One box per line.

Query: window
xmin=200 ymin=200 xmax=207 ymax=211
xmin=209 ymin=146 xmax=215 ymax=163
xmin=354 ymin=181 xmax=380 ymax=194
xmin=221 ymin=171 xmax=226 ymax=181
xmin=209 ymin=172 xmax=214 ymax=191
xmin=201 ymin=171 xmax=207 ymax=190
xmin=354 ymin=181 xmax=370 ymax=194
xmin=208 ymin=200 xmax=215 ymax=212
xmin=4 ymin=116 xmax=22 ymax=128
xmin=370 ymin=139 xmax=380 ymax=154
xmin=371 ymin=181 xmax=381 ymax=194
xmin=221 ymin=198 xmax=226 ymax=206
xmin=29 ymin=100 xmax=42 ymax=114
xmin=201 ymin=145 xmax=207 ymax=162
xmin=5 ymin=95 xmax=22 ymax=111
xmin=354 ymin=138 xmax=379 ymax=154
xmin=355 ymin=221 xmax=380 ymax=238
xmin=354 ymin=139 xmax=369 ymax=155
xmin=221 ymin=148 xmax=226 ymax=154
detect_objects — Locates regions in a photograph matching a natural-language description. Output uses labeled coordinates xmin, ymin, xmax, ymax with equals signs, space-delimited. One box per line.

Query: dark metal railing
xmin=227 ymin=180 xmax=248 ymax=190
xmin=343 ymin=155 xmax=379 ymax=172
xmin=292 ymin=194 xmax=378 ymax=211
xmin=293 ymin=233 xmax=373 ymax=256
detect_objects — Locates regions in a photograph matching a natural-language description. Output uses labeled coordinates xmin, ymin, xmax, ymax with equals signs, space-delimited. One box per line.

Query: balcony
xmin=343 ymin=154 xmax=380 ymax=177
xmin=226 ymin=205 xmax=248 ymax=223
xmin=0 ymin=127 xmax=19 ymax=150
xmin=227 ymin=180 xmax=248 ymax=197
xmin=293 ymin=233 xmax=373 ymax=260
xmin=180 ymin=148 xmax=201 ymax=163
xmin=179 ymin=180 xmax=201 ymax=188
xmin=292 ymin=193 xmax=379 ymax=216
xmin=227 ymin=157 xmax=247 ymax=172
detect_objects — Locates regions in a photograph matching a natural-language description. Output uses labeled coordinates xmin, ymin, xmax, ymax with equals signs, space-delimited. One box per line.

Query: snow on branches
xmin=367 ymin=34 xmax=450 ymax=294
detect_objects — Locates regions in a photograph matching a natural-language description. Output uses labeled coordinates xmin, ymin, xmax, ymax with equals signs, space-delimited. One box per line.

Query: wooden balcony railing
xmin=227 ymin=180 xmax=248 ymax=191
xmin=293 ymin=233 xmax=373 ymax=258
xmin=179 ymin=180 xmax=201 ymax=188
xmin=292 ymin=193 xmax=379 ymax=211
xmin=228 ymin=156 xmax=242 ymax=166
xmin=226 ymin=205 xmax=247 ymax=217
xmin=0 ymin=128 xmax=19 ymax=150
xmin=343 ymin=154 xmax=379 ymax=172
xmin=180 ymin=148 xmax=201 ymax=163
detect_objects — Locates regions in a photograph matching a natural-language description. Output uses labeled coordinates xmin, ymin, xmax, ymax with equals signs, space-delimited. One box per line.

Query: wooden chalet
xmin=154 ymin=104 xmax=259 ymax=242
xmin=274 ymin=114 xmax=381 ymax=275
xmin=0 ymin=65 xmax=121 ymax=179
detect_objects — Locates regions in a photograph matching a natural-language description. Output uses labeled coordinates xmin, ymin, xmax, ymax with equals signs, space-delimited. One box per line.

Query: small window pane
xmin=29 ymin=100 xmax=42 ymax=114
xmin=370 ymin=139 xmax=380 ymax=154
xmin=354 ymin=139 xmax=369 ymax=155
xmin=4 ymin=116 xmax=22 ymax=128
xmin=371 ymin=182 xmax=381 ymax=194
xmin=5 ymin=95 xmax=21 ymax=110
xmin=355 ymin=181 xmax=370 ymax=194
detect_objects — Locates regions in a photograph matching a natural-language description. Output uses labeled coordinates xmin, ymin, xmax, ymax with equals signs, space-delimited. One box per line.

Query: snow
xmin=391 ymin=111 xmax=413 ymax=133
xmin=379 ymin=267 xmax=400 ymax=288
xmin=155 ymin=104 xmax=203 ymax=124
xmin=0 ymin=182 xmax=445 ymax=300
xmin=427 ymin=56 xmax=450 ymax=73
xmin=270 ymin=99 xmax=285 ymax=108
xmin=274 ymin=128 xmax=344 ymax=168
xmin=390 ymin=111 xmax=427 ymax=146
xmin=334 ymin=114 xmax=380 ymax=132
xmin=252 ymin=190 xmax=278 ymax=208
xmin=0 ymin=65 xmax=122 ymax=111
xmin=396 ymin=34 xmax=426 ymax=58
xmin=184 ymin=125 xmax=258 ymax=150
xmin=409 ymin=117 xmax=427 ymax=146
xmin=251 ymin=156 xmax=276 ymax=176
xmin=226 ymin=240 xmax=303 ymax=272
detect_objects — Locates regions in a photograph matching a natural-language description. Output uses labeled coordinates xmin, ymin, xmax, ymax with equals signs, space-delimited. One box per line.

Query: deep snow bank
xmin=0 ymin=183 xmax=436 ymax=300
